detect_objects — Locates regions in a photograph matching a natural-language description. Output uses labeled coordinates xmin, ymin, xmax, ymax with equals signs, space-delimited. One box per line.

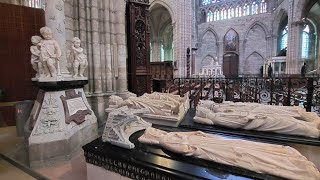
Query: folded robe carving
xmin=139 ymin=127 xmax=320 ymax=180
xmin=194 ymin=100 xmax=320 ymax=138
xmin=106 ymin=92 xmax=189 ymax=127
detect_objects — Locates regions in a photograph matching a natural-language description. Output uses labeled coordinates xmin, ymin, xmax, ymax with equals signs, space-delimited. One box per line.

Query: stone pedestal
xmin=25 ymin=80 xmax=98 ymax=168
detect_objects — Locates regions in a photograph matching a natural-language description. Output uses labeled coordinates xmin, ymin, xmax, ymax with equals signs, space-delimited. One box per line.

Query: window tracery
xmin=301 ymin=25 xmax=310 ymax=58
xmin=280 ymin=25 xmax=288 ymax=50
xmin=26 ymin=0 xmax=44 ymax=9
xmin=201 ymin=0 xmax=268 ymax=22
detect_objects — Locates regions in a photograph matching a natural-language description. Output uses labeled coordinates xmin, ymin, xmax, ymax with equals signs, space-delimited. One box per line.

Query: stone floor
xmin=0 ymin=126 xmax=87 ymax=180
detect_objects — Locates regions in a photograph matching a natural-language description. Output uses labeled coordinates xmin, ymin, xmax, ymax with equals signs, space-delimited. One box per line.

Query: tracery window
xmin=202 ymin=0 xmax=268 ymax=22
xmin=161 ymin=44 xmax=164 ymax=62
xmin=301 ymin=25 xmax=310 ymax=58
xmin=252 ymin=2 xmax=258 ymax=15
xmin=280 ymin=25 xmax=288 ymax=50
xmin=222 ymin=8 xmax=227 ymax=19
xmin=214 ymin=10 xmax=219 ymax=21
xmin=207 ymin=10 xmax=214 ymax=22
xmin=243 ymin=4 xmax=250 ymax=16
xmin=26 ymin=0 xmax=43 ymax=9
xmin=260 ymin=0 xmax=267 ymax=13
xmin=202 ymin=0 xmax=211 ymax=6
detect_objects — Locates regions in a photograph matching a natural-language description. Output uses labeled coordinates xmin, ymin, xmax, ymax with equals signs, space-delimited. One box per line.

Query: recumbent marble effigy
xmin=139 ymin=127 xmax=320 ymax=180
xmin=106 ymin=92 xmax=190 ymax=127
xmin=194 ymin=100 xmax=320 ymax=138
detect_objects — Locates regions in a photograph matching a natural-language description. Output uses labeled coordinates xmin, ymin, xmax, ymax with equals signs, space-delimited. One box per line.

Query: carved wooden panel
xmin=127 ymin=0 xmax=151 ymax=96
xmin=0 ymin=3 xmax=45 ymax=102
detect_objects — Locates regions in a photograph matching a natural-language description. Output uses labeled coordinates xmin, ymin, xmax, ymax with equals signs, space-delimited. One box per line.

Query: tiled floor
xmin=0 ymin=126 xmax=87 ymax=180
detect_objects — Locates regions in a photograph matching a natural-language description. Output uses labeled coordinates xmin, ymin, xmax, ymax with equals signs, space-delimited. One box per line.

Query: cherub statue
xmin=69 ymin=37 xmax=88 ymax=78
xmin=38 ymin=27 xmax=61 ymax=78
xmin=30 ymin=35 xmax=43 ymax=78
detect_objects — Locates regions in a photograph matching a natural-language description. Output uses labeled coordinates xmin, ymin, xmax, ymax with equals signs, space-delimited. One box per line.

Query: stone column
xmin=44 ymin=0 xmax=70 ymax=75
xmin=91 ymin=0 xmax=102 ymax=94
xmin=191 ymin=48 xmax=197 ymax=75
xmin=287 ymin=21 xmax=303 ymax=74
xmin=116 ymin=0 xmax=128 ymax=94
xmin=104 ymin=0 xmax=114 ymax=94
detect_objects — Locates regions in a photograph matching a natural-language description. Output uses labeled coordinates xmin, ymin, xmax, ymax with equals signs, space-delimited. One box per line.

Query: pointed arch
xmin=295 ymin=0 xmax=319 ymax=22
xmin=244 ymin=51 xmax=265 ymax=74
xmin=199 ymin=27 xmax=219 ymax=43
xmin=272 ymin=9 xmax=288 ymax=36
xmin=201 ymin=54 xmax=215 ymax=67
xmin=150 ymin=1 xmax=175 ymax=24
xmin=247 ymin=51 xmax=265 ymax=60
xmin=244 ymin=21 xmax=269 ymax=41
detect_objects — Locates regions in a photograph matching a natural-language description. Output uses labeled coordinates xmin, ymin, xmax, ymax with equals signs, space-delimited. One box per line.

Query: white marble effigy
xmin=194 ymin=100 xmax=320 ymax=138
xmin=139 ymin=127 xmax=320 ymax=180
xmin=106 ymin=92 xmax=190 ymax=127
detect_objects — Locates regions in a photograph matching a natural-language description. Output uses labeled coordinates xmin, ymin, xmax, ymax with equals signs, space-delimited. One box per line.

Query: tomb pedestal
xmin=25 ymin=80 xmax=98 ymax=168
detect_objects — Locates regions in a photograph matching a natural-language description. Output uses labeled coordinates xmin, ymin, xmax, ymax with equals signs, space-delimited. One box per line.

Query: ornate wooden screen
xmin=127 ymin=0 xmax=151 ymax=96
xmin=0 ymin=3 xmax=45 ymax=102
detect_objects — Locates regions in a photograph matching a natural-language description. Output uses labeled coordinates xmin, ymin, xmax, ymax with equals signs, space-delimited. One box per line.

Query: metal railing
xmin=166 ymin=77 xmax=320 ymax=114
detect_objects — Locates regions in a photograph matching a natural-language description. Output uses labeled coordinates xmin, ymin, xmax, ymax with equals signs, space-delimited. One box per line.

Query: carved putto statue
xmin=139 ymin=127 xmax=320 ymax=180
xmin=38 ymin=27 xmax=62 ymax=78
xmin=194 ymin=100 xmax=320 ymax=138
xmin=69 ymin=37 xmax=88 ymax=78
xmin=30 ymin=35 xmax=43 ymax=78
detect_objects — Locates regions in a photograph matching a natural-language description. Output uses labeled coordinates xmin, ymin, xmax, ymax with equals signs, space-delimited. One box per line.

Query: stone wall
xmin=196 ymin=13 xmax=273 ymax=75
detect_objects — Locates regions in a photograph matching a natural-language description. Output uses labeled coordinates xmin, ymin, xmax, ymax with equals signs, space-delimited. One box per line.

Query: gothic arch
xmin=295 ymin=0 xmax=319 ymax=22
xmin=199 ymin=27 xmax=219 ymax=44
xmin=150 ymin=1 xmax=175 ymax=24
xmin=247 ymin=51 xmax=265 ymax=60
xmin=272 ymin=9 xmax=288 ymax=36
xmin=244 ymin=51 xmax=265 ymax=74
xmin=244 ymin=21 xmax=269 ymax=40
xmin=201 ymin=55 xmax=215 ymax=67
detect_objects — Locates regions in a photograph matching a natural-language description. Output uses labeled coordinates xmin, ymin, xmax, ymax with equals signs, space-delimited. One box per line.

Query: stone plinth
xmin=25 ymin=80 xmax=98 ymax=168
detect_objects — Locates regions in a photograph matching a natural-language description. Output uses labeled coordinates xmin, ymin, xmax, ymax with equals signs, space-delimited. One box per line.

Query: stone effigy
xmin=106 ymin=92 xmax=189 ymax=127
xmin=139 ymin=127 xmax=320 ymax=180
xmin=194 ymin=100 xmax=320 ymax=138
xmin=102 ymin=106 xmax=151 ymax=149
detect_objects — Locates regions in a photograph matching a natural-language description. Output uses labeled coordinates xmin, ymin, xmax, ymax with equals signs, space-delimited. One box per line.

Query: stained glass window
xmin=202 ymin=0 xmax=211 ymax=6
xmin=214 ymin=10 xmax=219 ymax=21
xmin=230 ymin=8 xmax=234 ymax=18
xmin=260 ymin=0 xmax=267 ymax=13
xmin=27 ymin=0 xmax=43 ymax=9
xmin=207 ymin=11 xmax=213 ymax=22
xmin=201 ymin=0 xmax=268 ymax=22
xmin=235 ymin=6 xmax=239 ymax=17
xmin=301 ymin=25 xmax=310 ymax=58
xmin=243 ymin=4 xmax=249 ymax=16
xmin=280 ymin=25 xmax=288 ymax=50
xmin=223 ymin=8 xmax=227 ymax=19
xmin=161 ymin=44 xmax=164 ymax=62
xmin=252 ymin=2 xmax=258 ymax=15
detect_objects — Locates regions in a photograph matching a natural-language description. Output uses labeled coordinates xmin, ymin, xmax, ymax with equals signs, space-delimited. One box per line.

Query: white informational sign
xmin=66 ymin=97 xmax=87 ymax=115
